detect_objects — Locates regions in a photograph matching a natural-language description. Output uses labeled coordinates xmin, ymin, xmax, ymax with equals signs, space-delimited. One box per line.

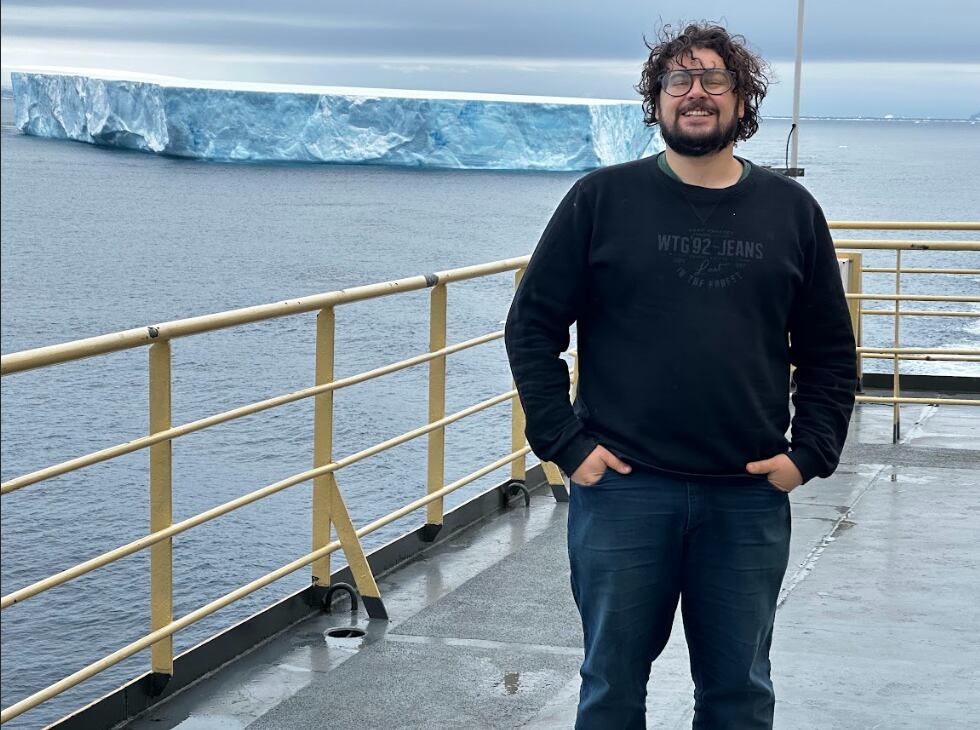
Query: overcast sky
xmin=2 ymin=1 xmax=979 ymax=118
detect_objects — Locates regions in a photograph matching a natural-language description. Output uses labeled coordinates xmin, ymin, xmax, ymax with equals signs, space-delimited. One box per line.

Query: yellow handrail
xmin=829 ymin=221 xmax=979 ymax=230
xmin=0 ymin=385 xmax=521 ymax=610
xmin=1 ymin=331 xmax=504 ymax=495
xmin=827 ymin=226 xmax=980 ymax=436
xmin=847 ymin=294 xmax=980 ymax=302
xmin=863 ymin=267 xmax=980 ymax=274
xmin=0 ymin=257 xmax=529 ymax=376
xmin=1 ymin=256 xmax=536 ymax=724
xmin=833 ymin=240 xmax=980 ymax=250
xmin=1 ymin=446 xmax=531 ymax=724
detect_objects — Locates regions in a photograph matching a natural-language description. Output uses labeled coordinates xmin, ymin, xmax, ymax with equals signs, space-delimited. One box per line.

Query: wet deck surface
xmin=130 ymin=392 xmax=979 ymax=729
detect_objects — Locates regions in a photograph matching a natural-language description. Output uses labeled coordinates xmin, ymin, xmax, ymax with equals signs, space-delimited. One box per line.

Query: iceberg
xmin=10 ymin=68 xmax=661 ymax=171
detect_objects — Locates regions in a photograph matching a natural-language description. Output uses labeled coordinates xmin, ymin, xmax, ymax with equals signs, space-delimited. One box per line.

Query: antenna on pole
xmin=787 ymin=0 xmax=806 ymax=177
xmin=767 ymin=0 xmax=806 ymax=177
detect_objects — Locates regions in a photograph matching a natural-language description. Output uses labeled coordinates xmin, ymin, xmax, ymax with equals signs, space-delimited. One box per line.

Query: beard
xmin=659 ymin=106 xmax=739 ymax=157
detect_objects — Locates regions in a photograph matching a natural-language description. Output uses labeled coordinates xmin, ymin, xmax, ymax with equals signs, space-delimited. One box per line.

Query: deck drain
xmin=326 ymin=627 xmax=366 ymax=639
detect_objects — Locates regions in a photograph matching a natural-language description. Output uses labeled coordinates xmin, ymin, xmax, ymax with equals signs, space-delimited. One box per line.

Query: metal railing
xmin=1 ymin=221 xmax=978 ymax=724
xmin=830 ymin=222 xmax=980 ymax=441
xmin=0 ymin=258 xmax=548 ymax=724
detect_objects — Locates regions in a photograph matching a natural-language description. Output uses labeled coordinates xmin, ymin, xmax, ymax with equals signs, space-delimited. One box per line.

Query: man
xmin=503 ymin=22 xmax=857 ymax=730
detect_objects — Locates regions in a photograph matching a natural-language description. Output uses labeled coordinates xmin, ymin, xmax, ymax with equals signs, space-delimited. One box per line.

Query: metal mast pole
xmin=790 ymin=0 xmax=805 ymax=171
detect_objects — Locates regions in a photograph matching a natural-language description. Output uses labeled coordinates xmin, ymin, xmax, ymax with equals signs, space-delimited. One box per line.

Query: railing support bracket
xmin=501 ymin=479 xmax=530 ymax=508
xmin=319 ymin=582 xmax=358 ymax=614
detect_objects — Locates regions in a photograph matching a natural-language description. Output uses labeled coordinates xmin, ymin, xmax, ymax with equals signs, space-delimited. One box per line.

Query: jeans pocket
xmin=764 ymin=477 xmax=790 ymax=494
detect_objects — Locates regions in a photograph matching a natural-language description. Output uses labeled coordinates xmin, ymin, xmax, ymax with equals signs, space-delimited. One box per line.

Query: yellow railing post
xmin=312 ymin=307 xmax=335 ymax=587
xmin=537 ymin=349 xmax=581 ymax=499
xmin=837 ymin=251 xmax=864 ymax=386
xmin=851 ymin=252 xmax=864 ymax=386
xmin=311 ymin=306 xmax=388 ymax=618
xmin=892 ymin=249 xmax=902 ymax=442
xmin=511 ymin=269 xmax=527 ymax=485
xmin=571 ymin=350 xmax=580 ymax=400
xmin=148 ymin=341 xmax=173 ymax=682
xmin=424 ymin=283 xmax=448 ymax=540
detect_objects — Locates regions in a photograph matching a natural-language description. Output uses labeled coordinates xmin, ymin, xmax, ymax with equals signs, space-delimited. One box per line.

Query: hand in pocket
xmin=571 ymin=445 xmax=632 ymax=487
xmin=746 ymin=453 xmax=803 ymax=492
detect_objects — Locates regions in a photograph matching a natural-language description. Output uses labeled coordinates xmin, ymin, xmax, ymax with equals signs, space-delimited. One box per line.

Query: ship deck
xmin=120 ymin=388 xmax=979 ymax=730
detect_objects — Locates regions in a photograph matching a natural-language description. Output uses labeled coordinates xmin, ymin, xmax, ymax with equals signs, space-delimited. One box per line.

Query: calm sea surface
xmin=1 ymin=96 xmax=978 ymax=727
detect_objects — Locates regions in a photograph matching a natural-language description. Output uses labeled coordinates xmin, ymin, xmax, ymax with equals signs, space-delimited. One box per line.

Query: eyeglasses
xmin=659 ymin=69 xmax=736 ymax=97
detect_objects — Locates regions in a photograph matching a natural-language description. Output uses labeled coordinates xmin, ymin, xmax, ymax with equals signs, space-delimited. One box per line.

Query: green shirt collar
xmin=657 ymin=150 xmax=751 ymax=185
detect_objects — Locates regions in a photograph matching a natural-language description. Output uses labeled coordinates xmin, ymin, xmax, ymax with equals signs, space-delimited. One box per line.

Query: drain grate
xmin=326 ymin=627 xmax=366 ymax=639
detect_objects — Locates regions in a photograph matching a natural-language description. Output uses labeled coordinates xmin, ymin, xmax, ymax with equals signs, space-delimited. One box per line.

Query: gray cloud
xmin=3 ymin=1 xmax=979 ymax=63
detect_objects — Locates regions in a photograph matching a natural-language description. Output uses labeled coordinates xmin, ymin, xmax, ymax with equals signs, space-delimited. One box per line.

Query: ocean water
xmin=1 ymin=95 xmax=978 ymax=727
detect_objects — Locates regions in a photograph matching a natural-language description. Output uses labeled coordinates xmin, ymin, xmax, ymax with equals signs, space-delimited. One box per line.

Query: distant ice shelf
xmin=10 ymin=68 xmax=660 ymax=171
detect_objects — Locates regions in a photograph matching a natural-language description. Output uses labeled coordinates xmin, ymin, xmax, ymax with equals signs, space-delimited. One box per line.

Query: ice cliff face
xmin=11 ymin=70 xmax=660 ymax=171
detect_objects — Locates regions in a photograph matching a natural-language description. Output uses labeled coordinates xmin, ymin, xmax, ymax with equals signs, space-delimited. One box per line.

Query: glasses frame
xmin=658 ymin=69 xmax=736 ymax=97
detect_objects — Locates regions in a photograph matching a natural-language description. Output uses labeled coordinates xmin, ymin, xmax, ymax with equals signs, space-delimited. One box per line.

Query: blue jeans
xmin=567 ymin=466 xmax=791 ymax=729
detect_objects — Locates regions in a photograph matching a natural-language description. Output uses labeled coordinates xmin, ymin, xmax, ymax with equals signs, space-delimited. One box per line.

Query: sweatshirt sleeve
xmin=504 ymin=180 xmax=598 ymax=477
xmin=786 ymin=204 xmax=859 ymax=484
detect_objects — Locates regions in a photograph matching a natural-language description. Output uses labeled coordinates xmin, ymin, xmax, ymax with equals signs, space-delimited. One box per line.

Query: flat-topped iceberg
xmin=10 ymin=68 xmax=660 ymax=171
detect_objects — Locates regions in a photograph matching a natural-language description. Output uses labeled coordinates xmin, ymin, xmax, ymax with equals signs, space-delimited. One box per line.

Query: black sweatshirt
xmin=504 ymin=155 xmax=857 ymax=486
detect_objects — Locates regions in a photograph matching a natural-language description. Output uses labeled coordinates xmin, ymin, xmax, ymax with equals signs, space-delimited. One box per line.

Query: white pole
xmin=791 ymin=0 xmax=805 ymax=171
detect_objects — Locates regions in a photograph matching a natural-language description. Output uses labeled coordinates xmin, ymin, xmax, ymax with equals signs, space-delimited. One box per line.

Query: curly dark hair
xmin=635 ymin=22 xmax=770 ymax=142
